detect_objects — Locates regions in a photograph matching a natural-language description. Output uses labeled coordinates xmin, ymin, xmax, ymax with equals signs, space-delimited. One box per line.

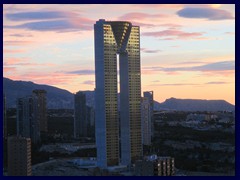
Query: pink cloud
xmin=130 ymin=21 xmax=156 ymax=28
xmin=9 ymin=72 xmax=79 ymax=86
xmin=4 ymin=41 xmax=33 ymax=46
xmin=4 ymin=57 xmax=29 ymax=65
xmin=4 ymin=49 xmax=25 ymax=53
xmin=119 ymin=12 xmax=168 ymax=21
xmin=142 ymin=29 xmax=204 ymax=40
xmin=159 ymin=23 xmax=182 ymax=29
xmin=4 ymin=67 xmax=16 ymax=73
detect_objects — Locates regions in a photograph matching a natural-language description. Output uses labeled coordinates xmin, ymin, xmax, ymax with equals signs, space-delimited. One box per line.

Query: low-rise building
xmin=135 ymin=155 xmax=175 ymax=176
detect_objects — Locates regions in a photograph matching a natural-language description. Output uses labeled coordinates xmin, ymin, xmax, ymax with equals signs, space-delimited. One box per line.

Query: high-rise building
xmin=94 ymin=19 xmax=142 ymax=167
xmin=86 ymin=105 xmax=95 ymax=138
xmin=7 ymin=136 xmax=32 ymax=176
xmin=143 ymin=91 xmax=154 ymax=138
xmin=32 ymin=89 xmax=47 ymax=137
xmin=16 ymin=89 xmax=46 ymax=144
xmin=74 ymin=91 xmax=87 ymax=138
xmin=17 ymin=96 xmax=40 ymax=144
xmin=141 ymin=97 xmax=151 ymax=145
xmin=16 ymin=96 xmax=33 ymax=139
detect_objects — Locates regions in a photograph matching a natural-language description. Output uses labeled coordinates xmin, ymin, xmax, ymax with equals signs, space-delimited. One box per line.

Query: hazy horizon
xmin=3 ymin=76 xmax=235 ymax=105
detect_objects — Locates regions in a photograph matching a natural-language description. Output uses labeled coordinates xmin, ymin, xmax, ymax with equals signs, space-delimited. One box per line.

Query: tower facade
xmin=8 ymin=136 xmax=32 ymax=176
xmin=94 ymin=19 xmax=142 ymax=167
xmin=74 ymin=91 xmax=87 ymax=138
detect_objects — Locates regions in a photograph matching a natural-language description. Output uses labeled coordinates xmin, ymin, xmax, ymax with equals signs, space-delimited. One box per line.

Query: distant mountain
xmin=4 ymin=78 xmax=234 ymax=111
xmin=3 ymin=77 xmax=74 ymax=109
xmin=154 ymin=97 xmax=235 ymax=112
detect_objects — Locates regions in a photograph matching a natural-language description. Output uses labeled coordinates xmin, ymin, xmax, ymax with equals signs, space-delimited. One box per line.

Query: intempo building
xmin=94 ymin=19 xmax=142 ymax=168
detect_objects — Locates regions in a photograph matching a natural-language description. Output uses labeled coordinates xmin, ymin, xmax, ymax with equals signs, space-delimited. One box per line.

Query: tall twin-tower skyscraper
xmin=94 ymin=19 xmax=142 ymax=168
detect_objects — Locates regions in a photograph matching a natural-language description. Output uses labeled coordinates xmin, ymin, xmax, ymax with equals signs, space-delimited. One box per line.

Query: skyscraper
xmin=143 ymin=91 xmax=154 ymax=138
xmin=141 ymin=97 xmax=151 ymax=145
xmin=17 ymin=96 xmax=40 ymax=144
xmin=16 ymin=89 xmax=47 ymax=144
xmin=32 ymin=89 xmax=47 ymax=137
xmin=74 ymin=91 xmax=87 ymax=138
xmin=94 ymin=19 xmax=142 ymax=167
xmin=8 ymin=136 xmax=32 ymax=176
xmin=17 ymin=96 xmax=33 ymax=139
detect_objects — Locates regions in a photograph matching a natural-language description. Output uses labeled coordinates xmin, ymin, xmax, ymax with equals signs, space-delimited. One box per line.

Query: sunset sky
xmin=3 ymin=4 xmax=235 ymax=105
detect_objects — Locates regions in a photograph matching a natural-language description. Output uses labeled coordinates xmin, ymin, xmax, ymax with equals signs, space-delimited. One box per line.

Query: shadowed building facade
xmin=141 ymin=97 xmax=151 ymax=145
xmin=8 ymin=136 xmax=32 ymax=176
xmin=16 ymin=90 xmax=47 ymax=144
xmin=143 ymin=91 xmax=154 ymax=139
xmin=32 ymin=89 xmax=47 ymax=137
xmin=94 ymin=19 xmax=142 ymax=167
xmin=74 ymin=91 xmax=87 ymax=138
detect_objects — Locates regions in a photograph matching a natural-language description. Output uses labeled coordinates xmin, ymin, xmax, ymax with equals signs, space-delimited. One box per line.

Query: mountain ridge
xmin=3 ymin=77 xmax=234 ymax=111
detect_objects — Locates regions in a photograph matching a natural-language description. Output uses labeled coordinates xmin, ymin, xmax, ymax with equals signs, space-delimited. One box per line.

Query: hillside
xmin=154 ymin=97 xmax=235 ymax=111
xmin=3 ymin=78 xmax=234 ymax=111
xmin=3 ymin=77 xmax=74 ymax=109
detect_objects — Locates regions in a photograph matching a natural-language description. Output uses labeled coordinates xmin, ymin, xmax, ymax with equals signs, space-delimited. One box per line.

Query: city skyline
xmin=3 ymin=4 xmax=235 ymax=105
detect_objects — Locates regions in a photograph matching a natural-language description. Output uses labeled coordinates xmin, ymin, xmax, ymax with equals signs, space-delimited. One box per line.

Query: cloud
xmin=119 ymin=12 xmax=167 ymax=21
xmin=117 ymin=12 xmax=169 ymax=28
xmin=66 ymin=69 xmax=95 ymax=75
xmin=5 ymin=11 xmax=77 ymax=21
xmin=206 ymin=81 xmax=229 ymax=84
xmin=7 ymin=72 xmax=79 ymax=86
xmin=225 ymin=32 xmax=235 ymax=35
xmin=150 ymin=83 xmax=199 ymax=86
xmin=3 ymin=67 xmax=16 ymax=73
xmin=174 ymin=61 xmax=205 ymax=65
xmin=4 ymin=57 xmax=29 ymax=65
xmin=143 ymin=61 xmax=235 ymax=72
xmin=159 ymin=23 xmax=182 ymax=29
xmin=4 ymin=19 xmax=92 ymax=32
xmin=4 ymin=10 xmax=94 ymax=32
xmin=142 ymin=29 xmax=204 ymax=40
xmin=82 ymin=80 xmax=95 ymax=85
xmin=141 ymin=48 xmax=161 ymax=53
xmin=4 ymin=41 xmax=33 ymax=46
xmin=191 ymin=61 xmax=234 ymax=71
xmin=130 ymin=21 xmax=156 ymax=28
xmin=177 ymin=8 xmax=234 ymax=20
xmin=9 ymin=33 xmax=33 ymax=37
xmin=4 ymin=49 xmax=25 ymax=53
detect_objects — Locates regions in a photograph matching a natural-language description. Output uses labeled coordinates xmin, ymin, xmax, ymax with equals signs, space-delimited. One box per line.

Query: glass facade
xmin=94 ymin=19 xmax=142 ymax=167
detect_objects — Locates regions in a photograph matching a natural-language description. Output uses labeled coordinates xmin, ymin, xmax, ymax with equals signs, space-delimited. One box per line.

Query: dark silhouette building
xmin=32 ymin=89 xmax=47 ymax=138
xmin=16 ymin=89 xmax=47 ymax=144
xmin=7 ymin=136 xmax=32 ymax=176
xmin=74 ymin=91 xmax=87 ymax=138
xmin=143 ymin=91 xmax=154 ymax=138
